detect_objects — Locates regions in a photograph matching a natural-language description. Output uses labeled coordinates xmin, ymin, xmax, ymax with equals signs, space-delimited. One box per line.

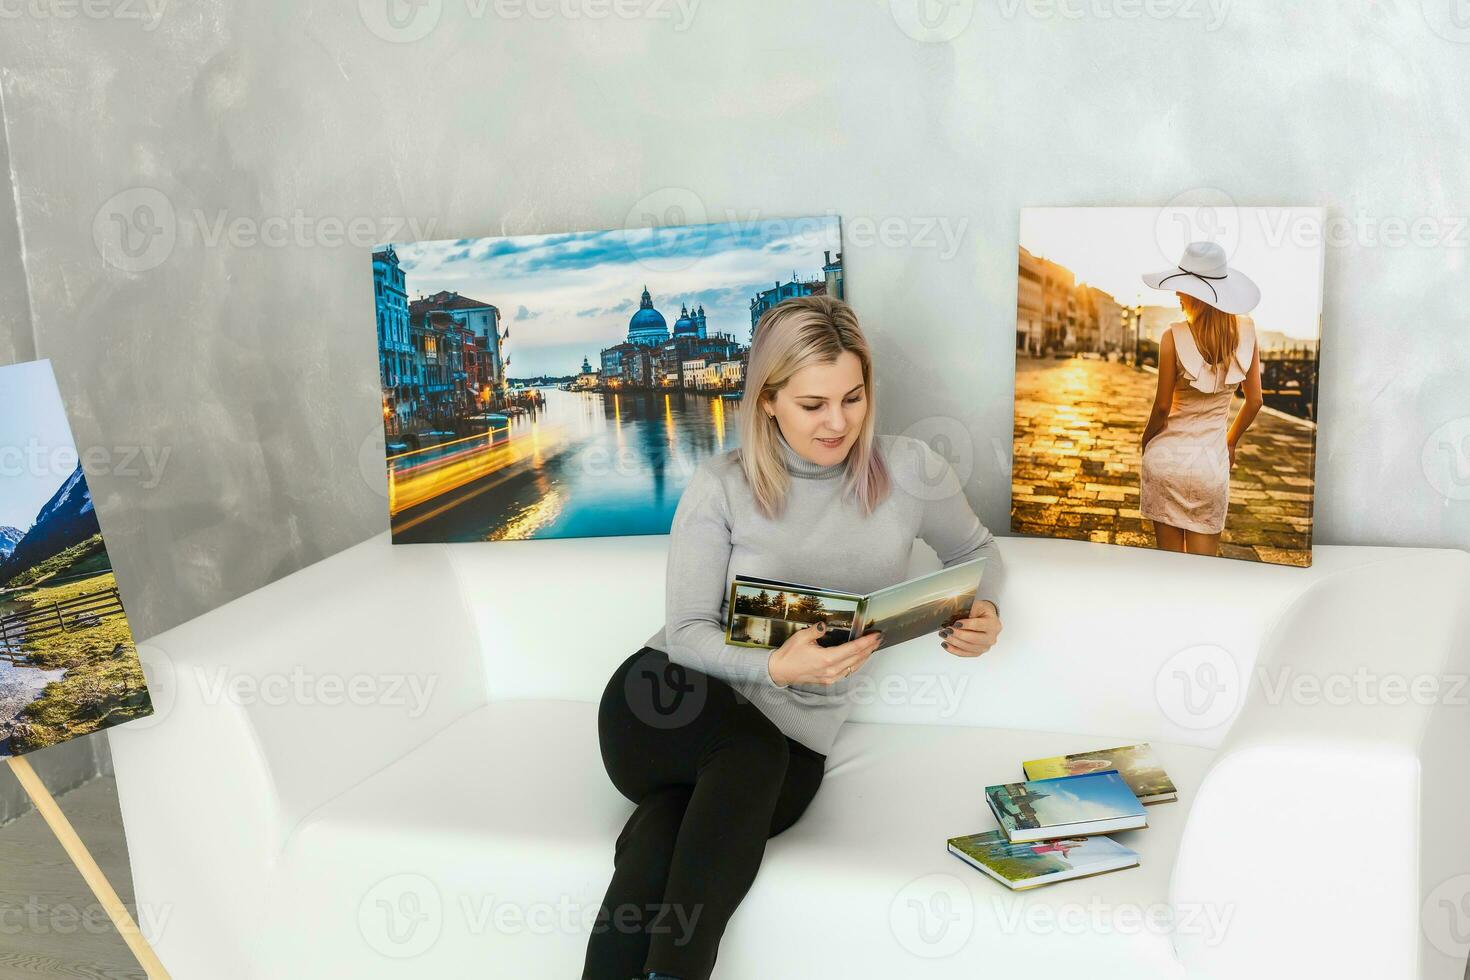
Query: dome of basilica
xmin=627 ymin=286 xmax=669 ymax=345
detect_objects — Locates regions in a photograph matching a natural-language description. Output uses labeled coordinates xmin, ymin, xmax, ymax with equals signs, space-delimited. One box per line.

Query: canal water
xmin=393 ymin=385 xmax=745 ymax=543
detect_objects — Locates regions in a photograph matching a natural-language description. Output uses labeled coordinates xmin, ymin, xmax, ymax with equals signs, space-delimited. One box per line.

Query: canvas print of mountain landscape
xmin=371 ymin=216 xmax=844 ymax=542
xmin=0 ymin=360 xmax=152 ymax=758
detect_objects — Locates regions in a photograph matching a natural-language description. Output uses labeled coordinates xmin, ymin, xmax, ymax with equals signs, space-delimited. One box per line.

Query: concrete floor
xmin=0 ymin=776 xmax=143 ymax=980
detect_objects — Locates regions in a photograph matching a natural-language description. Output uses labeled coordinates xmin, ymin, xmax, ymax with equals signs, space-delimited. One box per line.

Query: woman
xmin=1139 ymin=242 xmax=1266 ymax=556
xmin=582 ymin=295 xmax=1006 ymax=980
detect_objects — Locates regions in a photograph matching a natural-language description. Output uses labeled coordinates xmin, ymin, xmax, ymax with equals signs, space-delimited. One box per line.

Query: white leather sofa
xmin=108 ymin=531 xmax=1470 ymax=979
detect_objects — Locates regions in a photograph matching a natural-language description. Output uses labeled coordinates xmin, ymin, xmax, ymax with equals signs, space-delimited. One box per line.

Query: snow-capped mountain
xmin=0 ymin=526 xmax=23 ymax=560
xmin=0 ymin=463 xmax=102 ymax=580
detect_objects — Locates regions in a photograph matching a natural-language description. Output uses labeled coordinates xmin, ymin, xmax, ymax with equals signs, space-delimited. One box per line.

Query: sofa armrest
xmin=1169 ymin=549 xmax=1470 ymax=980
xmin=107 ymin=534 xmax=488 ymax=976
xmin=108 ymin=643 xmax=282 ymax=977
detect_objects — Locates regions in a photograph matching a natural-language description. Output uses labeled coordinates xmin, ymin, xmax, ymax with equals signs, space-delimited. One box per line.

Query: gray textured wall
xmin=0 ymin=119 xmax=36 ymax=367
xmin=0 ymin=0 xmax=1467 ymax=652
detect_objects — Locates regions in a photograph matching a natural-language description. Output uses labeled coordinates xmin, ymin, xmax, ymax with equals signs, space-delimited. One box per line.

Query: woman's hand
xmin=1227 ymin=439 xmax=1237 ymax=469
xmin=767 ymin=622 xmax=883 ymax=687
xmin=938 ymin=599 xmax=1002 ymax=658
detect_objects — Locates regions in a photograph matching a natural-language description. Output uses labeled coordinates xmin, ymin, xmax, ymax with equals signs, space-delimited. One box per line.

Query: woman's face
xmin=765 ymin=350 xmax=868 ymax=468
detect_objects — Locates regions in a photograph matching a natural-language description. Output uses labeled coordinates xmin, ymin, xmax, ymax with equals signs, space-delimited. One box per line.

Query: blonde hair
xmin=738 ymin=295 xmax=890 ymax=520
xmin=1178 ymin=293 xmax=1240 ymax=368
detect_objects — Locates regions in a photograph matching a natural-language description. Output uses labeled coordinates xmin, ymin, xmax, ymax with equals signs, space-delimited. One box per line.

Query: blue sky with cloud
xmin=1020 ymin=207 xmax=1324 ymax=341
xmin=1020 ymin=771 xmax=1143 ymax=824
xmin=388 ymin=217 xmax=842 ymax=377
xmin=0 ymin=360 xmax=80 ymax=532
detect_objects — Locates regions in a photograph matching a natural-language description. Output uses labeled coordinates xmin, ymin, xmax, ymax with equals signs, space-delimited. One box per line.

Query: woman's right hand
xmin=767 ymin=622 xmax=883 ymax=687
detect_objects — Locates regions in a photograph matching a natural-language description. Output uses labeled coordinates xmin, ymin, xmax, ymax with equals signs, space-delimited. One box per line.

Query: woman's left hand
xmin=938 ymin=599 xmax=1002 ymax=658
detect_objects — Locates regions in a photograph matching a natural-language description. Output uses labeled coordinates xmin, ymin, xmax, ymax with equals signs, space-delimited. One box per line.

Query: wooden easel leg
xmin=6 ymin=754 xmax=172 ymax=979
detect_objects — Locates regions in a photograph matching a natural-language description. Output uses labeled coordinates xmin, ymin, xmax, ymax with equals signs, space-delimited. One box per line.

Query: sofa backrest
xmin=146 ymin=532 xmax=487 ymax=830
xmin=846 ymin=536 xmax=1406 ymax=748
xmin=448 ymin=530 xmax=1418 ymax=748
xmin=448 ymin=532 xmax=673 ymax=703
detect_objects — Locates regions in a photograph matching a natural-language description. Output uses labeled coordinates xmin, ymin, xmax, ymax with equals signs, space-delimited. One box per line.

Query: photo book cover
xmin=370 ymin=216 xmax=844 ymax=543
xmin=0 ymin=360 xmax=152 ymax=758
xmin=949 ymin=830 xmax=1137 ymax=886
xmin=1011 ymin=206 xmax=1325 ymax=566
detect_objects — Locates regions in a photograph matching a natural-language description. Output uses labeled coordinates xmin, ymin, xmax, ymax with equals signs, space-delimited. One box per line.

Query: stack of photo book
xmin=946 ymin=743 xmax=1178 ymax=891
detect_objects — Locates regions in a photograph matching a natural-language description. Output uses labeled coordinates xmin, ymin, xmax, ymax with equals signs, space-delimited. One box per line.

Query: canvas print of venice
xmin=371 ymin=216 xmax=844 ymax=542
xmin=0 ymin=360 xmax=152 ymax=758
xmin=1011 ymin=206 xmax=1324 ymax=566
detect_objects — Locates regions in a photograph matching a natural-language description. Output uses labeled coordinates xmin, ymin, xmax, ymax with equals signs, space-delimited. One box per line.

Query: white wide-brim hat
xmin=1142 ymin=241 xmax=1260 ymax=315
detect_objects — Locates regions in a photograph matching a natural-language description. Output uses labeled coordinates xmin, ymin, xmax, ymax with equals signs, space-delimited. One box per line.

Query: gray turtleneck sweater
xmin=641 ymin=431 xmax=1004 ymax=757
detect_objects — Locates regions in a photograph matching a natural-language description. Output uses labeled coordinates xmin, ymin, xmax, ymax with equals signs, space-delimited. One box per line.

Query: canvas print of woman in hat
xmin=1010 ymin=206 xmax=1325 ymax=567
xmin=1138 ymin=242 xmax=1263 ymax=557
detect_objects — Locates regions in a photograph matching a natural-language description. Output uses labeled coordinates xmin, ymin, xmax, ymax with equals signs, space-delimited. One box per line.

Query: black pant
xmin=582 ymin=647 xmax=826 ymax=980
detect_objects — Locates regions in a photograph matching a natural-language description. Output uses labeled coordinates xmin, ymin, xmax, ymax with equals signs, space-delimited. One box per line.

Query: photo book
xmin=949 ymin=743 xmax=1178 ymax=889
xmin=724 ymin=557 xmax=986 ymax=651
xmin=1021 ymin=742 xmax=1178 ymax=804
xmin=947 ymin=830 xmax=1140 ymax=890
xmin=985 ymin=770 xmax=1148 ymax=844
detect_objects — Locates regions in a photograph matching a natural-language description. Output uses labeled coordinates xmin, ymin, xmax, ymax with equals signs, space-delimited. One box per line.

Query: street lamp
xmin=1129 ymin=304 xmax=1141 ymax=368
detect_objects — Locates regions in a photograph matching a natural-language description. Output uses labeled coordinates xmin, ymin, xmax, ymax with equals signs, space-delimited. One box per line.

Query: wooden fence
xmin=0 ymin=587 xmax=126 ymax=657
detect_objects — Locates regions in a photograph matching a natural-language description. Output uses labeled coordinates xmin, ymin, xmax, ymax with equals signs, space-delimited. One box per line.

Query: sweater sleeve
xmin=663 ymin=465 xmax=788 ymax=688
xmin=912 ymin=439 xmax=1006 ymax=616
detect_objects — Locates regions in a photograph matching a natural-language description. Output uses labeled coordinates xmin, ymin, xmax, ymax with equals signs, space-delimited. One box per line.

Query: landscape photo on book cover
xmin=949 ymin=830 xmax=1136 ymax=886
xmin=726 ymin=580 xmax=859 ymax=649
xmin=855 ymin=557 xmax=984 ymax=648
xmin=989 ymin=771 xmax=1143 ymax=832
xmin=1023 ymin=743 xmax=1178 ymax=802
xmin=724 ymin=556 xmax=985 ymax=651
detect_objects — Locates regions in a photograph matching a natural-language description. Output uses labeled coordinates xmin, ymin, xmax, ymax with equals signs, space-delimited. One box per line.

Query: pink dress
xmin=1139 ymin=320 xmax=1256 ymax=534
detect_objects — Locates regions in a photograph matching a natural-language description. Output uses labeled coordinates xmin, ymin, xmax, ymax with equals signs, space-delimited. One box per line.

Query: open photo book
xmin=724 ymin=556 xmax=986 ymax=651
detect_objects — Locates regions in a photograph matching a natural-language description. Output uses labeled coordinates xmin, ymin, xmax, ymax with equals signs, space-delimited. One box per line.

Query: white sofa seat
xmin=270 ymin=698 xmax=1214 ymax=977
xmin=107 ymin=531 xmax=1470 ymax=979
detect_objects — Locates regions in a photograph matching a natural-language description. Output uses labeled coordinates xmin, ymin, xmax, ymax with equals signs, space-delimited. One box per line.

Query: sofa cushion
xmin=264 ymin=700 xmax=1211 ymax=977
xmin=446 ymin=536 xmax=1392 ymax=751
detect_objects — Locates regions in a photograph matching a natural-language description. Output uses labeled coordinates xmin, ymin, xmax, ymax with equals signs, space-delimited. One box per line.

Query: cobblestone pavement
xmin=1011 ymin=355 xmax=1316 ymax=566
